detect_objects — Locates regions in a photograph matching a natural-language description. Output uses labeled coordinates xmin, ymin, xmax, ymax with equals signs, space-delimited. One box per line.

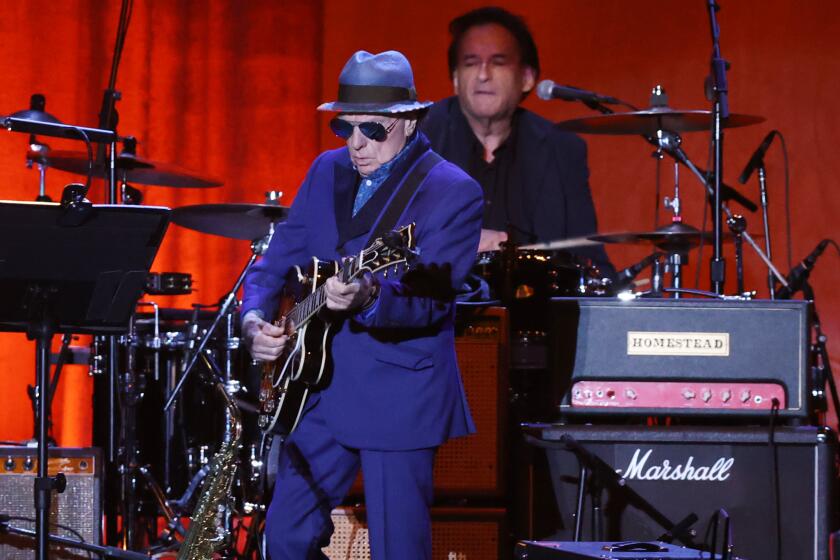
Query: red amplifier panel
xmin=570 ymin=380 xmax=786 ymax=410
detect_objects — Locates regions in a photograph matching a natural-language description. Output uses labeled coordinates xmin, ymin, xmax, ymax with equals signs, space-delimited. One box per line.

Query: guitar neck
xmin=287 ymin=261 xmax=360 ymax=327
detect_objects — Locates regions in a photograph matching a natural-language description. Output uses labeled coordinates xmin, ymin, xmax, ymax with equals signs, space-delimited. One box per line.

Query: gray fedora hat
xmin=318 ymin=50 xmax=433 ymax=114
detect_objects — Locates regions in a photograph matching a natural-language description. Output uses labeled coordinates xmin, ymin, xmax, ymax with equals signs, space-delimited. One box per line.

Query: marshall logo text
xmin=615 ymin=448 xmax=734 ymax=482
xmin=626 ymin=331 xmax=730 ymax=357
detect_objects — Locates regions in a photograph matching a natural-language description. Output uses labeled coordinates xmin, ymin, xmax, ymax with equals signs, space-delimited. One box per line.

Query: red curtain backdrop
xmin=0 ymin=0 xmax=322 ymax=445
xmin=1 ymin=0 xmax=839 ymax=445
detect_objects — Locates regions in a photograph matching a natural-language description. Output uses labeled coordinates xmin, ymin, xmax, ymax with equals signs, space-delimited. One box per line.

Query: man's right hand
xmin=478 ymin=228 xmax=508 ymax=253
xmin=242 ymin=311 xmax=291 ymax=362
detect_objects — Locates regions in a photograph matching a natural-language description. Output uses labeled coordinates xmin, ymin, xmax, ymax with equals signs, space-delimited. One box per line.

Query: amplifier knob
xmin=721 ymin=390 xmax=732 ymax=403
xmin=4 ymin=457 xmax=15 ymax=471
xmin=740 ymin=389 xmax=751 ymax=403
xmin=23 ymin=457 xmax=34 ymax=471
xmin=701 ymin=389 xmax=713 ymax=403
xmin=682 ymin=389 xmax=696 ymax=400
xmin=625 ymin=388 xmax=637 ymax=400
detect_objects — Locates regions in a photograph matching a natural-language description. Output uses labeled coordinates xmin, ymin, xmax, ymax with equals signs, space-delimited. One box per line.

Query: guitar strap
xmin=364 ymin=150 xmax=443 ymax=247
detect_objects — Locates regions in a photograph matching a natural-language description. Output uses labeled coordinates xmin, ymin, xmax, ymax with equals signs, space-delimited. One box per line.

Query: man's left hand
xmin=325 ymin=273 xmax=377 ymax=312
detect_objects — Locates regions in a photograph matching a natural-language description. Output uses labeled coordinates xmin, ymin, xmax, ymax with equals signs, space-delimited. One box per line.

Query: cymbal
xmin=171 ymin=203 xmax=289 ymax=240
xmin=589 ymin=222 xmax=758 ymax=252
xmin=31 ymin=149 xmax=222 ymax=188
xmin=6 ymin=108 xmax=63 ymax=124
xmin=556 ymin=107 xmax=765 ymax=135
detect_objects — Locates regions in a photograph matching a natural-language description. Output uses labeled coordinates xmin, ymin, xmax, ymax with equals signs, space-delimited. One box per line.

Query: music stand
xmin=0 ymin=200 xmax=169 ymax=560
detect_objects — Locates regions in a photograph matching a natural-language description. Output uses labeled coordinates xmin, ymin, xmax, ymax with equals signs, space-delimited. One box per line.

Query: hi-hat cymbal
xmin=589 ymin=222 xmax=759 ymax=252
xmin=171 ymin=203 xmax=290 ymax=240
xmin=556 ymin=107 xmax=765 ymax=135
xmin=31 ymin=149 xmax=222 ymax=188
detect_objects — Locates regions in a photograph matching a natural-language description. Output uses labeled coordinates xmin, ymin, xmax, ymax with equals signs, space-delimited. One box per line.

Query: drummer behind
xmin=421 ymin=6 xmax=614 ymax=276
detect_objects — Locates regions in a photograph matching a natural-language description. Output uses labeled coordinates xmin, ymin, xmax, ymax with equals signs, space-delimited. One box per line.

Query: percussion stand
xmin=654 ymin=129 xmax=788 ymax=291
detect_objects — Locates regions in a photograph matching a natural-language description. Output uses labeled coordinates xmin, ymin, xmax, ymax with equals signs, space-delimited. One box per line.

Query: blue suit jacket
xmin=242 ymin=133 xmax=483 ymax=451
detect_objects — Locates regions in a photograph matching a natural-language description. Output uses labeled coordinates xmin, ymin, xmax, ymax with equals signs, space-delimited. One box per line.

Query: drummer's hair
xmin=447 ymin=6 xmax=540 ymax=77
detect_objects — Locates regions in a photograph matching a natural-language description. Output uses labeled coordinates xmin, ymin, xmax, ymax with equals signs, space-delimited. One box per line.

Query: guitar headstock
xmin=357 ymin=223 xmax=417 ymax=276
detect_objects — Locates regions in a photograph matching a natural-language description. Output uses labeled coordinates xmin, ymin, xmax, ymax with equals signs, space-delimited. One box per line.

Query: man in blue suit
xmin=241 ymin=50 xmax=483 ymax=559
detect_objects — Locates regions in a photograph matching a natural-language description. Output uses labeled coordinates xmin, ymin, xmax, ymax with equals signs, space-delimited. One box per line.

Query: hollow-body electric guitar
xmin=257 ymin=224 xmax=416 ymax=436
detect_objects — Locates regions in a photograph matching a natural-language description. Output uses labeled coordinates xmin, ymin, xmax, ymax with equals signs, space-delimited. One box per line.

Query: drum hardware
xmin=9 ymin=93 xmax=63 ymax=201
xmin=145 ymin=272 xmax=193 ymax=296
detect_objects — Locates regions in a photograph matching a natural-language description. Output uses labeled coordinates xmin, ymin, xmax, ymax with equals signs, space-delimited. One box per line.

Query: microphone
xmin=536 ymin=79 xmax=620 ymax=105
xmin=775 ymin=239 xmax=830 ymax=299
xmin=738 ymin=130 xmax=778 ymax=184
xmin=614 ymin=252 xmax=661 ymax=290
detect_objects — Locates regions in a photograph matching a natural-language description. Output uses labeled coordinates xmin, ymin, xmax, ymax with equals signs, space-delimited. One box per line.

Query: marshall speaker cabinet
xmin=550 ymin=297 xmax=811 ymax=419
xmin=525 ymin=424 xmax=836 ymax=560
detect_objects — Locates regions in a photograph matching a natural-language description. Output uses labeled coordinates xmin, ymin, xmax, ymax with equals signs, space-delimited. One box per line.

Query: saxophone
xmin=177 ymin=380 xmax=242 ymax=559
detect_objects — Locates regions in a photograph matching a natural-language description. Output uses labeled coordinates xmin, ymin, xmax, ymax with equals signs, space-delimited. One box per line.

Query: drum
xmin=473 ymin=249 xmax=611 ymax=302
xmin=115 ymin=306 xmax=249 ymax=498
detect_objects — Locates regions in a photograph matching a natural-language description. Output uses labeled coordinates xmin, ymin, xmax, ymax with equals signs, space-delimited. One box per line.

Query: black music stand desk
xmin=0 ymin=200 xmax=169 ymax=559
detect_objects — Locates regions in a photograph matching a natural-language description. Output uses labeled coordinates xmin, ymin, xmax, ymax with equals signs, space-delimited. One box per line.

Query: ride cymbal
xmin=171 ymin=203 xmax=289 ymax=240
xmin=556 ymin=107 xmax=765 ymax=135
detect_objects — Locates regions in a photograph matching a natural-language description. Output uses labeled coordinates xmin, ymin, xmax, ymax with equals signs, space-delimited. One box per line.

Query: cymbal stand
xmin=726 ymin=215 xmax=747 ymax=294
xmin=26 ymin=140 xmax=51 ymax=202
xmin=662 ymin=160 xmax=685 ymax=297
xmin=164 ymin=229 xmax=275 ymax=412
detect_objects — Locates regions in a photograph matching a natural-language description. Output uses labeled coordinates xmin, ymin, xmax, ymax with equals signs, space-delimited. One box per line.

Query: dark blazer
xmin=241 ymin=133 xmax=483 ymax=450
xmin=421 ymin=96 xmax=614 ymax=276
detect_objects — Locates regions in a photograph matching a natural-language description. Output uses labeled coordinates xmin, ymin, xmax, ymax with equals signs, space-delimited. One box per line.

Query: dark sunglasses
xmin=329 ymin=117 xmax=399 ymax=142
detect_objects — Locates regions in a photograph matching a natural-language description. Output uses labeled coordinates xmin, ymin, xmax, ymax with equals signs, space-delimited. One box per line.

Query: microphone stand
xmin=757 ymin=166 xmax=775 ymax=298
xmin=163 ymin=232 xmax=274 ymax=412
xmin=706 ymin=0 xmax=729 ymax=294
xmin=801 ymin=283 xmax=840 ymax=432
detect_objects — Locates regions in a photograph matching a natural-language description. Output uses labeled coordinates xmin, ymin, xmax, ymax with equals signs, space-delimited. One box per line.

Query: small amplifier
xmin=0 ymin=447 xmax=102 ymax=559
xmin=550 ymin=297 xmax=811 ymax=418
xmin=326 ymin=506 xmax=506 ymax=559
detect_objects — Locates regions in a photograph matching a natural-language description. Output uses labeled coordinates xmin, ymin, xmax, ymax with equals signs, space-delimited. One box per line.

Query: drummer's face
xmin=452 ymin=23 xmax=536 ymax=125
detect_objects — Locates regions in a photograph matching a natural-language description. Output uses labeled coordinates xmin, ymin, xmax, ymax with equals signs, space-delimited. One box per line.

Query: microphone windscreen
xmin=536 ymin=79 xmax=555 ymax=100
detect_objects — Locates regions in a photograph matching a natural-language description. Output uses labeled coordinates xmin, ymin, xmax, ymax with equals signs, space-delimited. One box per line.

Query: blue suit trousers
xmin=265 ymin=400 xmax=436 ymax=560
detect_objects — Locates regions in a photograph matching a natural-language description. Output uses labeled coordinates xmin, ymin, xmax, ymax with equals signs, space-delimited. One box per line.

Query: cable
xmin=5 ymin=515 xmax=93 ymax=559
xmin=776 ymin=132 xmax=792 ymax=269
xmin=827 ymin=238 xmax=840 ymax=257
xmin=768 ymin=398 xmax=782 ymax=560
